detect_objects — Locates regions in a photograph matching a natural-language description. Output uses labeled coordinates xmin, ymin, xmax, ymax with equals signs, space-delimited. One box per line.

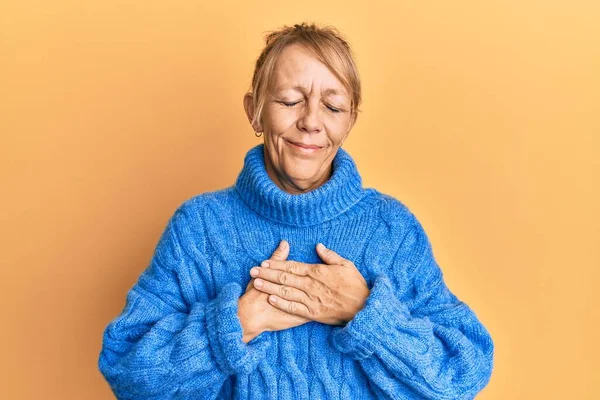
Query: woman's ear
xmin=243 ymin=93 xmax=263 ymax=133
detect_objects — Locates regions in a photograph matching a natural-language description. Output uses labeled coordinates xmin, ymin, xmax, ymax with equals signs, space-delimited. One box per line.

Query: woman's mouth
xmin=285 ymin=139 xmax=322 ymax=154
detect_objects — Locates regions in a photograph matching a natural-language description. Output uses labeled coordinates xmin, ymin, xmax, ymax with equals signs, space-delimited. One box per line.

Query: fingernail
xmin=280 ymin=240 xmax=288 ymax=248
xmin=261 ymin=261 xmax=270 ymax=267
xmin=317 ymin=243 xmax=325 ymax=250
xmin=254 ymin=279 xmax=263 ymax=287
xmin=250 ymin=268 xmax=259 ymax=277
xmin=270 ymin=295 xmax=277 ymax=303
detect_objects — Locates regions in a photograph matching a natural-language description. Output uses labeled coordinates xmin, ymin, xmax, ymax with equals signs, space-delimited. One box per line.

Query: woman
xmin=98 ymin=22 xmax=494 ymax=399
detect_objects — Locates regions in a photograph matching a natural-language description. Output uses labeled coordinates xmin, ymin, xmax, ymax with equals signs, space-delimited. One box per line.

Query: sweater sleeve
xmin=98 ymin=202 xmax=272 ymax=399
xmin=329 ymin=218 xmax=495 ymax=400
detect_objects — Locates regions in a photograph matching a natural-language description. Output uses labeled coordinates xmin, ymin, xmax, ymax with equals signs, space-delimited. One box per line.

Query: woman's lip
xmin=286 ymin=140 xmax=322 ymax=149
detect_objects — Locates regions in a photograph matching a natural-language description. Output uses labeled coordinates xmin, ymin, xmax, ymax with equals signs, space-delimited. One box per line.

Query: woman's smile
xmin=284 ymin=138 xmax=323 ymax=155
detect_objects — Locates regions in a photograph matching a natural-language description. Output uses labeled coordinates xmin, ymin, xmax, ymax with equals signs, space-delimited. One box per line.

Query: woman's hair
xmin=247 ymin=22 xmax=362 ymax=128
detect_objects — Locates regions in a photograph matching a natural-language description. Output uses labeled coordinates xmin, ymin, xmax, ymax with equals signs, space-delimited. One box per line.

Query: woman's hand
xmin=249 ymin=243 xmax=370 ymax=326
xmin=237 ymin=240 xmax=310 ymax=343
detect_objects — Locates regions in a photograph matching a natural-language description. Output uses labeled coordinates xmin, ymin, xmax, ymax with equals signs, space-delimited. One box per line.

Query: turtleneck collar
xmin=234 ymin=143 xmax=368 ymax=227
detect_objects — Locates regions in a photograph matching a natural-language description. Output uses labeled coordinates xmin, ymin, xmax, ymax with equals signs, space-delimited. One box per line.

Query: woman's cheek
xmin=274 ymin=115 xmax=298 ymax=133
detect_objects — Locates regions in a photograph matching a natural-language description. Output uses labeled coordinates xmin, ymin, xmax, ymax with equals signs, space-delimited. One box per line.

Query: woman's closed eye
xmin=281 ymin=101 xmax=302 ymax=107
xmin=280 ymin=100 xmax=341 ymax=113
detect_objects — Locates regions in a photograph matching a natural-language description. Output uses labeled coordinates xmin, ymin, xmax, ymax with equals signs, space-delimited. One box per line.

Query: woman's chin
xmin=281 ymin=169 xmax=329 ymax=191
xmin=282 ymin=164 xmax=320 ymax=180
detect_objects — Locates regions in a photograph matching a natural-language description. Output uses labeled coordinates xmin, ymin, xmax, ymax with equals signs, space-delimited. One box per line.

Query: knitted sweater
xmin=98 ymin=143 xmax=494 ymax=399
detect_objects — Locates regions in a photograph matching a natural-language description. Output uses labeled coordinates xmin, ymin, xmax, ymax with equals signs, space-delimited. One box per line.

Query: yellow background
xmin=1 ymin=1 xmax=598 ymax=399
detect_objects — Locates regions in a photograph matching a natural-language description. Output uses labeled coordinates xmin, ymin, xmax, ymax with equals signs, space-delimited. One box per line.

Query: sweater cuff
xmin=205 ymin=282 xmax=272 ymax=375
xmin=329 ymin=275 xmax=411 ymax=360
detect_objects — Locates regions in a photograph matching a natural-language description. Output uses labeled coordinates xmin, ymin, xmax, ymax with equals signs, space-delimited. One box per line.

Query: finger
xmin=253 ymin=278 xmax=309 ymax=305
xmin=251 ymin=267 xmax=311 ymax=291
xmin=267 ymin=295 xmax=311 ymax=319
xmin=269 ymin=240 xmax=290 ymax=262
xmin=247 ymin=241 xmax=289 ymax=284
xmin=262 ymin=259 xmax=311 ymax=276
xmin=316 ymin=243 xmax=347 ymax=266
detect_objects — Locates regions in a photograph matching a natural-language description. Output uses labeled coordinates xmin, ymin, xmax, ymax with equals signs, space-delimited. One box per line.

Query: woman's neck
xmin=234 ymin=143 xmax=368 ymax=227
xmin=263 ymin=148 xmax=333 ymax=195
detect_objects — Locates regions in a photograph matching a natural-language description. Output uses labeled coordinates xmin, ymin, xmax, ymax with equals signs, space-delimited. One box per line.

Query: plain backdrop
xmin=1 ymin=1 xmax=598 ymax=399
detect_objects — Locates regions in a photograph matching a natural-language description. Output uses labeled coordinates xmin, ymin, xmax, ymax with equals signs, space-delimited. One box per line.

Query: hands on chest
xmin=237 ymin=240 xmax=370 ymax=343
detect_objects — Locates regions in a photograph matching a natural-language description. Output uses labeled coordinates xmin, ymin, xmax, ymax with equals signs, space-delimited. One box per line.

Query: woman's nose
xmin=298 ymin=99 xmax=322 ymax=133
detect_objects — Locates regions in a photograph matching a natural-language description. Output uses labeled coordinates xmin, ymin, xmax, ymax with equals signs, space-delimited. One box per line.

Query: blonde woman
xmin=98 ymin=22 xmax=494 ymax=399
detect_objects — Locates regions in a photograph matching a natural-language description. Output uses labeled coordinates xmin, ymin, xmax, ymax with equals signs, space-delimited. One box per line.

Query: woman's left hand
xmin=249 ymin=243 xmax=370 ymax=326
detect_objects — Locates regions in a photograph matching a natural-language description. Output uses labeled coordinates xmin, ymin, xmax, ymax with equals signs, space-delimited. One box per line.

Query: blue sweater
xmin=98 ymin=143 xmax=494 ymax=399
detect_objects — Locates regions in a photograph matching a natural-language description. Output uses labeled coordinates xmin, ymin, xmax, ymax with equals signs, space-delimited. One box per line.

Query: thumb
xmin=316 ymin=243 xmax=345 ymax=265
xmin=270 ymin=240 xmax=290 ymax=261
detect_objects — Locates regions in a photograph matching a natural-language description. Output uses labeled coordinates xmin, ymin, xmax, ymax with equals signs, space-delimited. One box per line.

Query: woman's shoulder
xmin=367 ymin=188 xmax=421 ymax=230
xmin=175 ymin=186 xmax=237 ymax=211
xmin=166 ymin=186 xmax=239 ymax=228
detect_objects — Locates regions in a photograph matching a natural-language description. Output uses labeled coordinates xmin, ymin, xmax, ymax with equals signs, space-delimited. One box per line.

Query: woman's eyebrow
xmin=322 ymin=88 xmax=344 ymax=96
xmin=276 ymin=85 xmax=346 ymax=97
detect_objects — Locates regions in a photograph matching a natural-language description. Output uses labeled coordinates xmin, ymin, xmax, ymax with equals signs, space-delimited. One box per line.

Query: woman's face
xmin=244 ymin=43 xmax=356 ymax=194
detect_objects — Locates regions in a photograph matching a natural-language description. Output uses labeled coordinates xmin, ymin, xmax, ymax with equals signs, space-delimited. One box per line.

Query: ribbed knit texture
xmin=98 ymin=143 xmax=495 ymax=399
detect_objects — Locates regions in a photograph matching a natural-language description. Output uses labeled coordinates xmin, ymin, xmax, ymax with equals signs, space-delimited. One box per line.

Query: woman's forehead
xmin=270 ymin=45 xmax=349 ymax=98
xmin=270 ymin=73 xmax=349 ymax=100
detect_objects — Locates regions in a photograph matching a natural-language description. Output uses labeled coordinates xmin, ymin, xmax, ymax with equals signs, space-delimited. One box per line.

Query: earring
xmin=255 ymin=131 xmax=263 ymax=137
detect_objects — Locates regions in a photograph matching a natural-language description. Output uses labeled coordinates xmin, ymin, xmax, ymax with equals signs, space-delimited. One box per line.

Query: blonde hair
xmin=247 ymin=22 xmax=362 ymax=129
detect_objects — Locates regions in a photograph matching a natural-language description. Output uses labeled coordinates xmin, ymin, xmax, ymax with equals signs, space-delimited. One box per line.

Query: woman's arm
xmin=98 ymin=201 xmax=270 ymax=399
xmin=329 ymin=217 xmax=495 ymax=400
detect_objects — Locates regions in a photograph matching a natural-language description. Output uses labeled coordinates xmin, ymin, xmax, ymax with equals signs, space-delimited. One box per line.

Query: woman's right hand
xmin=237 ymin=240 xmax=310 ymax=343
